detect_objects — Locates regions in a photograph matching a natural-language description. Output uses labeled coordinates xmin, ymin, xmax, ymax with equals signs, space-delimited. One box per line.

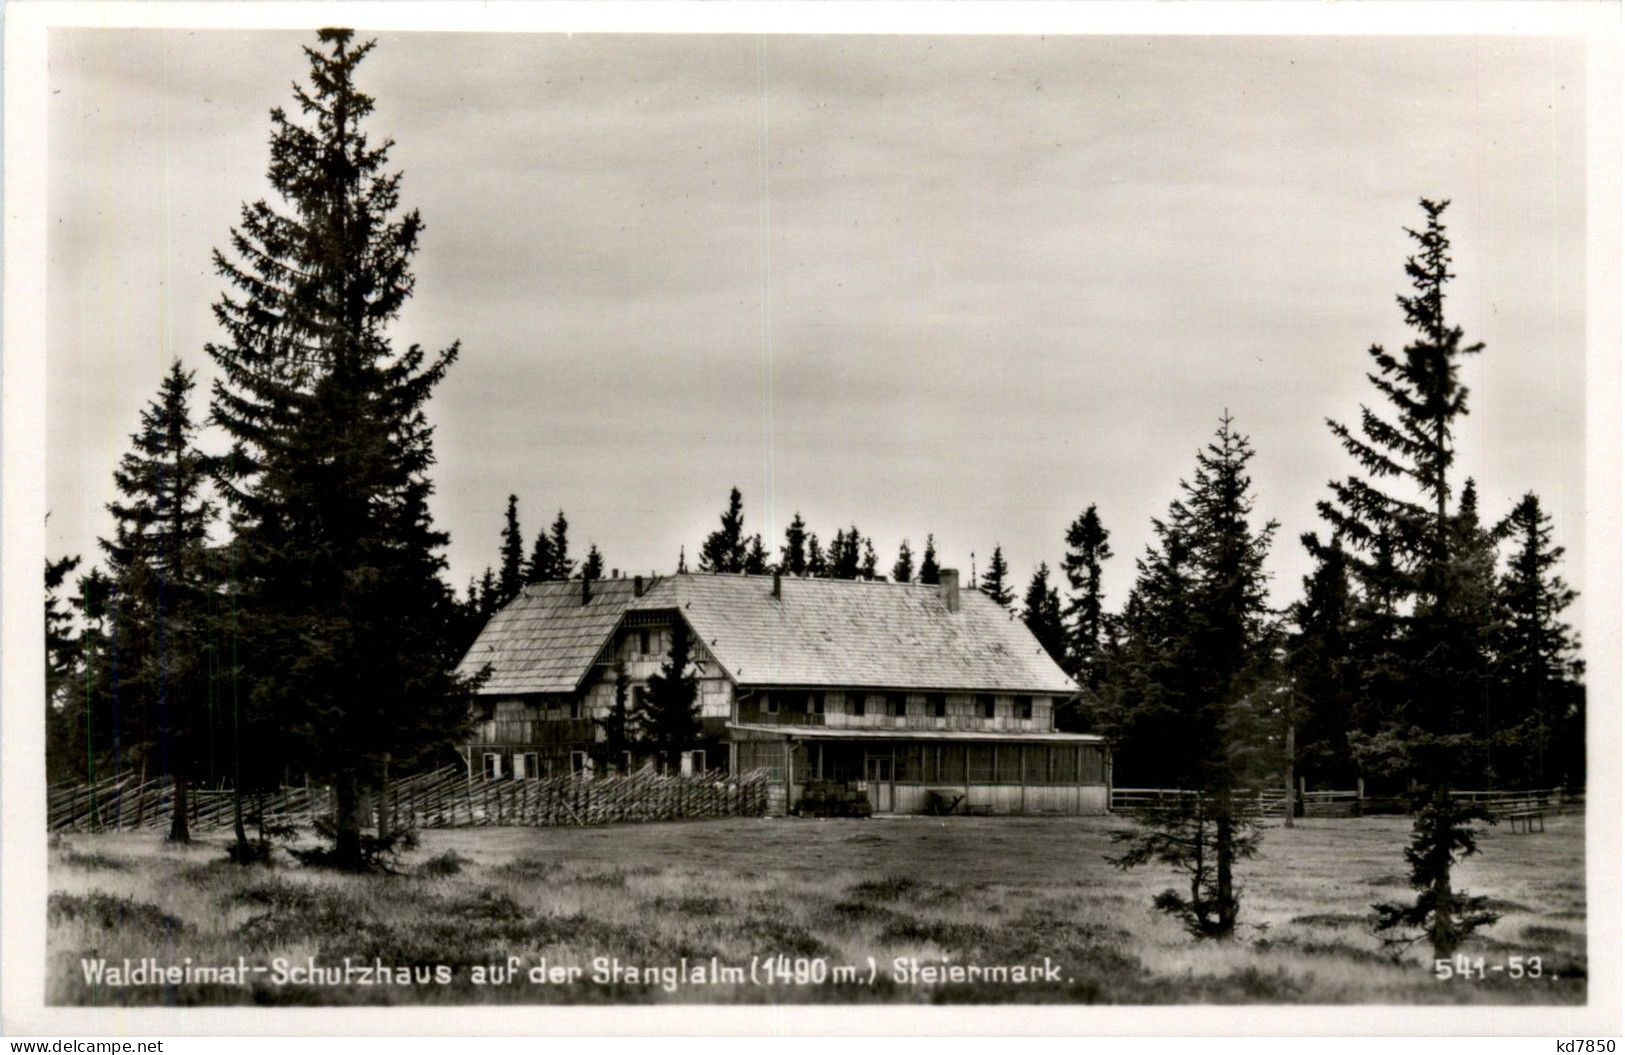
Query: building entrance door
xmin=864 ymin=755 xmax=893 ymax=812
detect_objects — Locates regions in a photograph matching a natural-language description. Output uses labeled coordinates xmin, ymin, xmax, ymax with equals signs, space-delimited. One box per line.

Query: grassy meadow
xmin=47 ymin=812 xmax=1587 ymax=1005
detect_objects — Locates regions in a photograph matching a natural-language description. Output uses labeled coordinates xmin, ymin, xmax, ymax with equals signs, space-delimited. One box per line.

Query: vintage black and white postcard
xmin=3 ymin=0 xmax=1620 ymax=1038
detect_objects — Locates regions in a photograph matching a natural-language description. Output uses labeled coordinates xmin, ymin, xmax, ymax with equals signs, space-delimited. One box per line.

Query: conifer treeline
xmin=1083 ymin=203 xmax=1581 ymax=797
xmin=41 ymin=29 xmax=1581 ymax=894
xmin=45 ymin=32 xmax=482 ymax=870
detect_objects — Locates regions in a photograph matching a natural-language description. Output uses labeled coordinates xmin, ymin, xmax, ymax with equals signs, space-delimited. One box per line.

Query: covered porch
xmin=727 ymin=723 xmax=1111 ymax=816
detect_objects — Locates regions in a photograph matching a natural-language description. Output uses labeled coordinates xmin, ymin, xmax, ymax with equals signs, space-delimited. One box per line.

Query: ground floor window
xmin=680 ymin=749 xmax=706 ymax=776
xmin=570 ymin=750 xmax=591 ymax=774
xmin=514 ymin=752 xmax=540 ymax=779
xmin=482 ymin=752 xmax=503 ymax=779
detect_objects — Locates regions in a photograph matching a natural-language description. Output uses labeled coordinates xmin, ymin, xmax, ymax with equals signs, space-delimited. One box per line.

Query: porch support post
xmin=1019 ymin=742 xmax=1028 ymax=815
xmin=783 ymin=735 xmax=793 ymax=809
xmin=889 ymin=744 xmax=896 ymax=811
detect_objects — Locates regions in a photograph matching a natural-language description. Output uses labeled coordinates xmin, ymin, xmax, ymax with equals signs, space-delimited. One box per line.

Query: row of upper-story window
xmin=480 ymin=749 xmax=707 ymax=780
xmin=755 ymin=690 xmax=1037 ymax=721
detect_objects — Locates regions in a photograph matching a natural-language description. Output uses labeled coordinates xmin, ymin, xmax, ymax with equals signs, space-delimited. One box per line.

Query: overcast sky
xmin=47 ymin=30 xmax=1587 ymax=616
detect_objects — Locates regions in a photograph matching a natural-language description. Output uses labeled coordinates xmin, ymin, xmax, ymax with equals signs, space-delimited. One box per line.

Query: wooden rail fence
xmin=1109 ymin=787 xmax=1291 ymax=817
xmin=1111 ymin=785 xmax=1582 ymax=819
xmin=48 ymin=766 xmax=770 ymax=833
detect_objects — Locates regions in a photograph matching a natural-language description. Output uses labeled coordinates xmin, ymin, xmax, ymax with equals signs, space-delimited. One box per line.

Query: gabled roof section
xmin=629 ymin=575 xmax=1078 ymax=695
xmin=457 ymin=578 xmax=645 ymax=694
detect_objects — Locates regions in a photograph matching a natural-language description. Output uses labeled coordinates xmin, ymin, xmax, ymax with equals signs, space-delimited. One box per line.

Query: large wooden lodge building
xmin=456 ymin=569 xmax=1111 ymax=815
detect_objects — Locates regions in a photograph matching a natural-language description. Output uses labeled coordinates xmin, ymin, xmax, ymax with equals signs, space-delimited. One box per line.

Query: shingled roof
xmin=460 ymin=573 xmax=1078 ymax=697
xmin=631 ymin=575 xmax=1077 ymax=694
xmin=457 ymin=578 xmax=641 ymax=694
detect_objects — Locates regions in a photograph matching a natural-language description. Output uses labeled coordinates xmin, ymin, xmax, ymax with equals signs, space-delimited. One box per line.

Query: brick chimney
xmin=772 ymin=568 xmax=782 ymax=599
xmin=940 ymin=568 xmax=960 ymax=612
xmin=634 ymin=574 xmax=644 ymax=598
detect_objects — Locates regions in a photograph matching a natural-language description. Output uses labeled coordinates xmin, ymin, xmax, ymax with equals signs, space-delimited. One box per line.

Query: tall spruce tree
xmin=548 ymin=511 xmax=573 ymax=580
xmin=1318 ymin=199 xmax=1485 ymax=745
xmin=208 ymin=30 xmax=477 ymax=870
xmin=1442 ymin=480 xmax=1502 ymax=782
xmin=892 ymin=539 xmax=915 ymax=583
xmin=805 ymin=533 xmax=826 ymax=577
xmin=918 ymin=534 xmax=940 ymax=585
xmin=829 ymin=527 xmax=865 ymax=580
xmin=634 ymin=621 xmax=703 ymax=771
xmin=45 ymin=554 xmax=84 ymax=780
xmin=102 ymin=362 xmax=219 ymax=842
xmin=1494 ymin=493 xmax=1583 ymax=788
xmin=477 ymin=567 xmax=498 ymax=617
xmin=497 ymin=494 xmax=525 ymax=605
xmin=1022 ymin=563 xmax=1066 ymax=666
xmin=1062 ymin=505 xmax=1113 ymax=688
xmin=582 ymin=544 xmax=604 ymax=582
xmin=979 ymin=545 xmax=1014 ymax=609
xmin=526 ymin=527 xmax=555 ymax=583
xmin=1108 ymin=414 xmax=1279 ymax=939
xmin=699 ymin=488 xmax=747 ymax=573
xmin=744 ymin=534 xmax=771 ymax=574
xmin=781 ymin=513 xmax=809 ymax=576
xmin=1094 ymin=510 xmax=1198 ymax=782
xmin=61 ymin=569 xmax=122 ymax=787
xmin=860 ymin=538 xmax=879 ymax=581
xmin=1287 ymin=538 xmax=1360 ymax=786
xmin=1315 ymin=199 xmax=1499 ymax=955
